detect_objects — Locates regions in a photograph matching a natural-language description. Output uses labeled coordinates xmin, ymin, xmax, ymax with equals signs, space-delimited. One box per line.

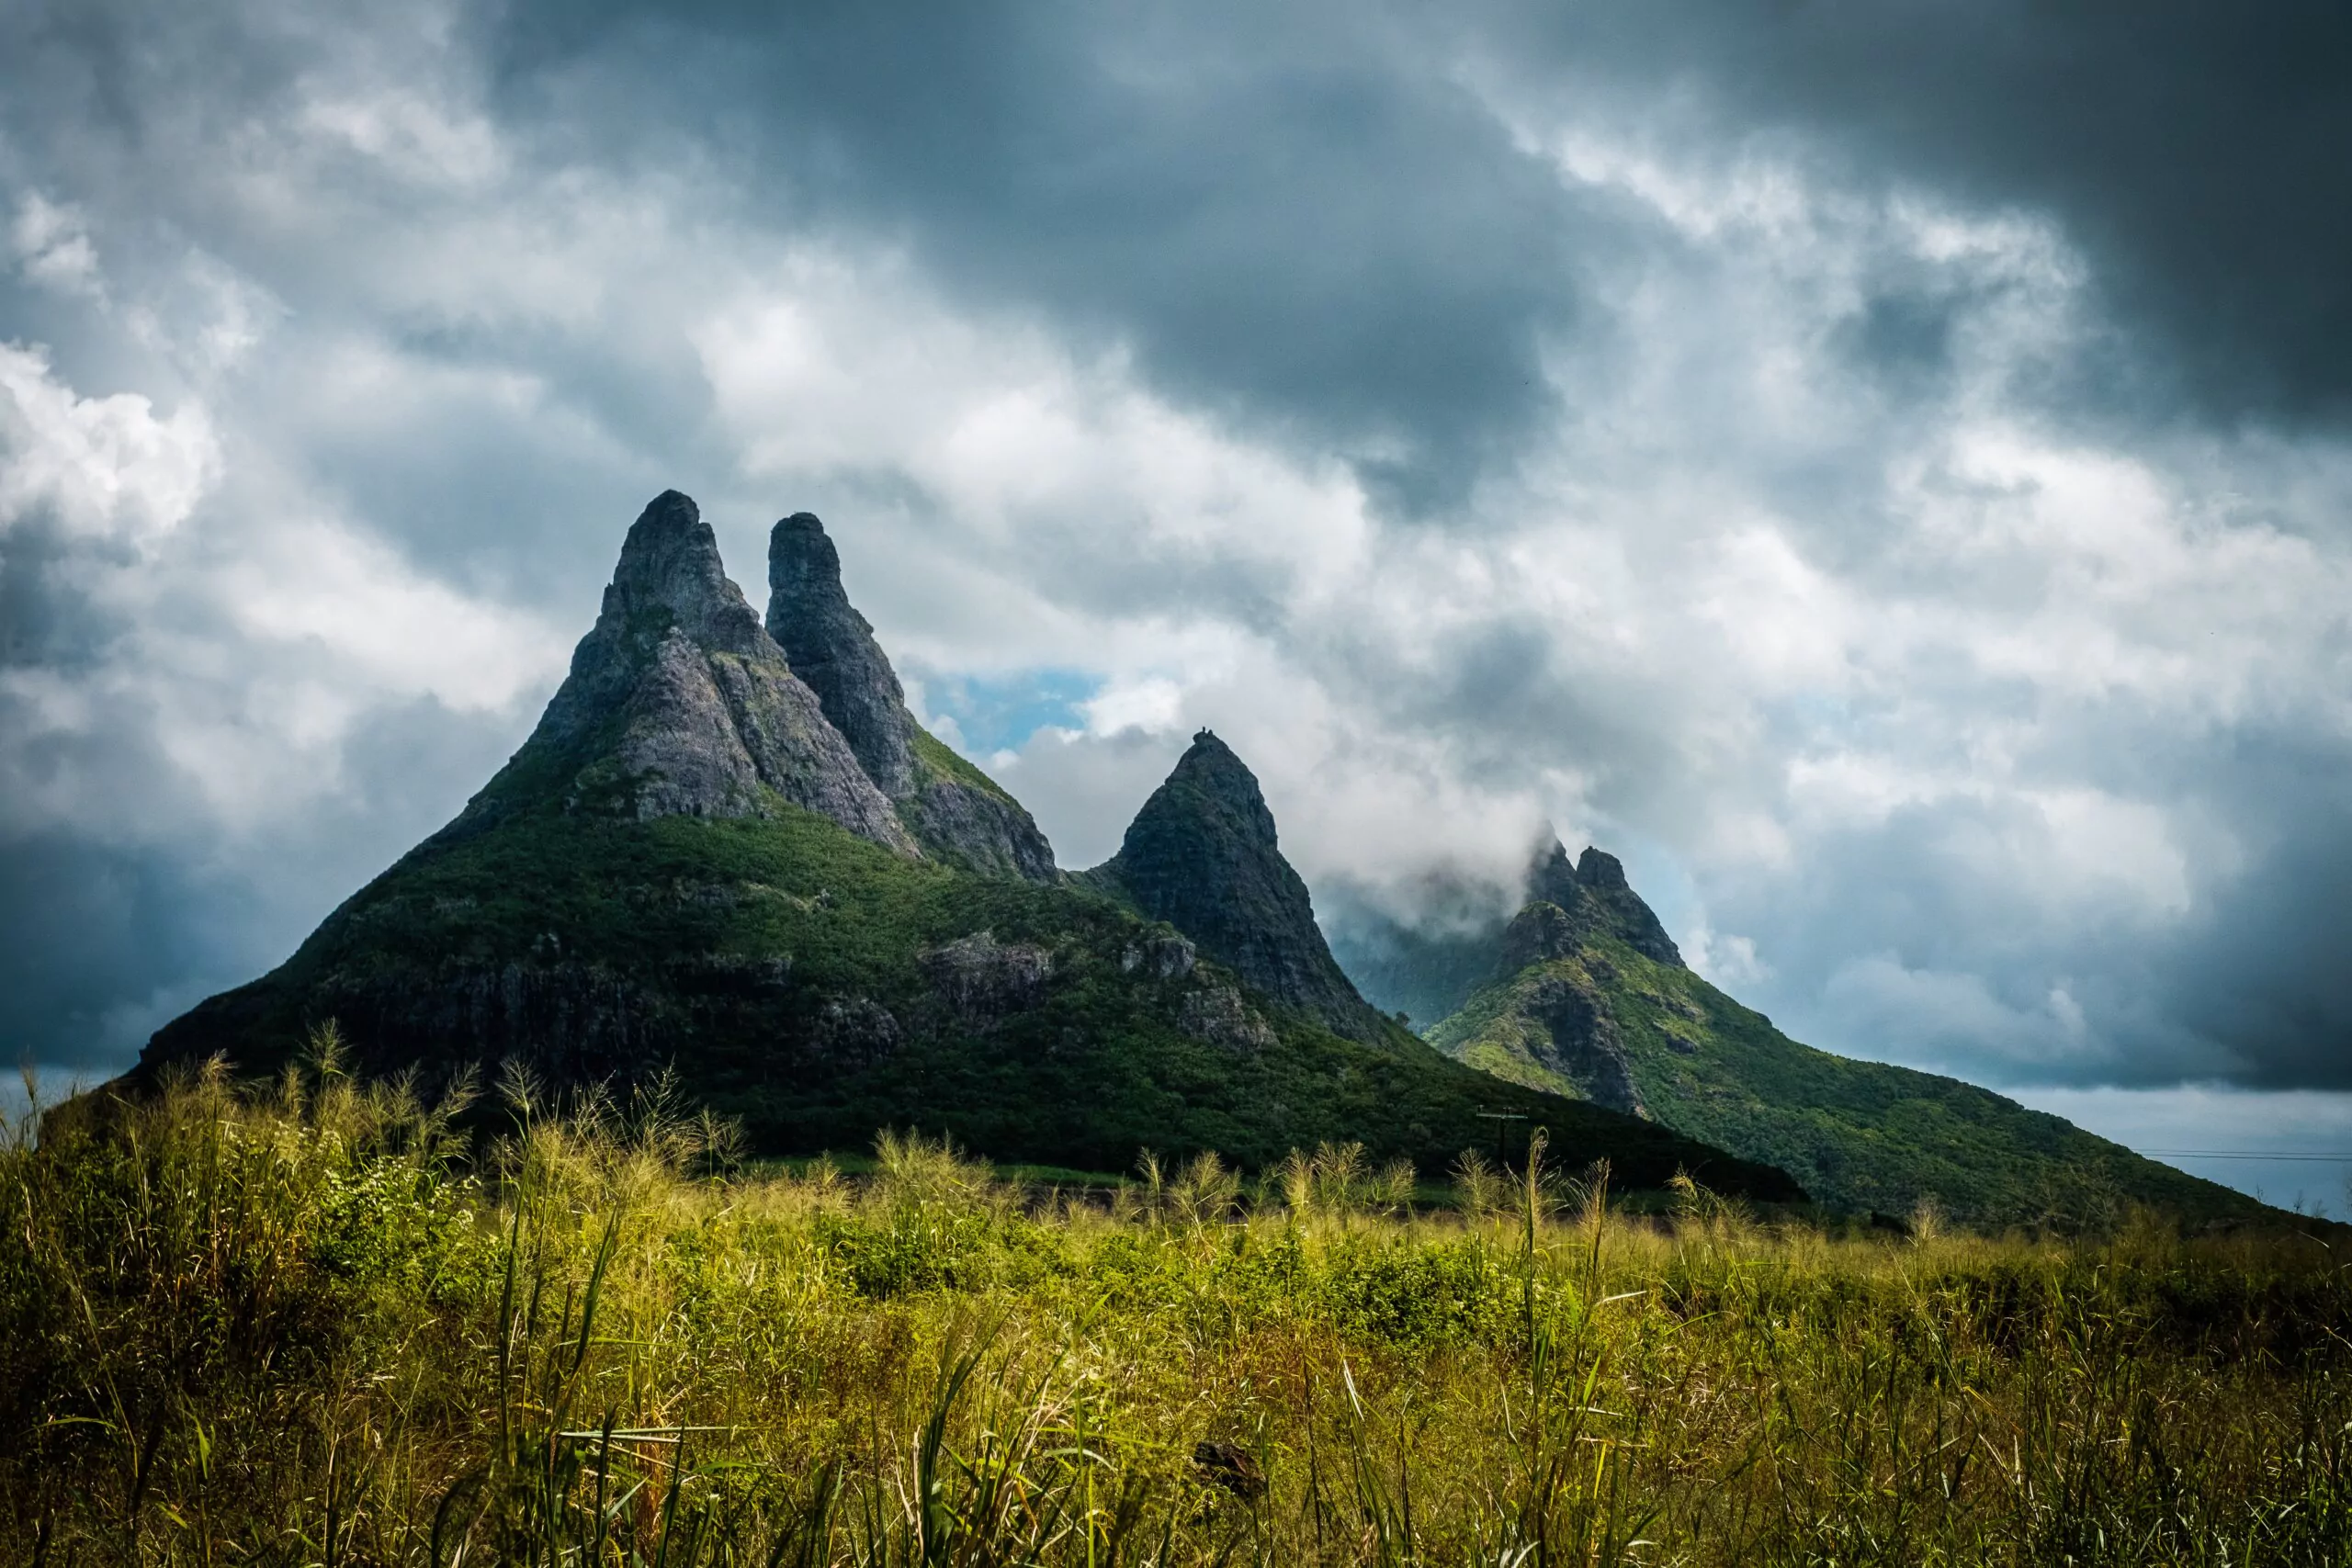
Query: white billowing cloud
xmin=1683 ymin=925 xmax=1770 ymax=990
xmin=218 ymin=515 xmax=565 ymax=715
xmin=695 ymin=252 xmax=1374 ymax=671
xmin=1081 ymin=676 xmax=1187 ymax=737
xmin=1 ymin=299 xmax=565 ymax=842
xmin=0 ymin=342 xmax=214 ymax=543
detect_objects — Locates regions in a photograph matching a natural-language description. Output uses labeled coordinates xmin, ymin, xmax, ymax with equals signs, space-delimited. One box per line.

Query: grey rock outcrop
xmin=900 ymin=771 xmax=1059 ymax=883
xmin=921 ymin=931 xmax=1055 ymax=1026
xmin=810 ymin=997 xmax=903 ymax=1066
xmin=1527 ymin=834 xmax=1685 ymax=967
xmin=1121 ymin=930 xmax=1198 ymax=979
xmin=1521 ymin=972 xmax=1645 ymax=1116
xmin=766 ymin=512 xmax=1058 ymax=882
xmin=1498 ymin=899 xmax=1577 ymax=973
xmin=468 ymin=491 xmax=914 ymax=852
xmin=1093 ymin=730 xmax=1391 ymax=1043
xmin=1180 ymin=985 xmax=1276 ymax=1051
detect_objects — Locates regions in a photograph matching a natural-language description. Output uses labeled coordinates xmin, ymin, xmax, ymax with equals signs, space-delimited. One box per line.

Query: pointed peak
xmin=1176 ymin=728 xmax=1245 ymax=774
xmin=604 ymin=490 xmax=765 ymax=655
xmin=1104 ymin=728 xmax=1384 ymax=1041
xmin=768 ymin=511 xmax=849 ymax=606
xmin=1525 ymin=827 xmax=1580 ymax=910
xmin=1576 ymin=845 xmax=1630 ymax=891
xmin=1162 ymin=729 xmax=1275 ymax=842
xmin=614 ymin=490 xmax=714 ymax=584
xmin=1527 ymin=823 xmax=1572 ymax=876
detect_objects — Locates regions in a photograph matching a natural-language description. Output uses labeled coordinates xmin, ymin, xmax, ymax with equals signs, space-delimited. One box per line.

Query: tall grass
xmin=6 ymin=1044 xmax=2351 ymax=1564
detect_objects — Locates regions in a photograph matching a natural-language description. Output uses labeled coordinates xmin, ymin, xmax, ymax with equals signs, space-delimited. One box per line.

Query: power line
xmin=2140 ymin=1150 xmax=2352 ymax=1162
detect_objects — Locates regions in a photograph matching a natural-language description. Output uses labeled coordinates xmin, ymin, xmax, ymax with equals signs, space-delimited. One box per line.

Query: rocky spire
xmin=1525 ymin=829 xmax=1684 ymax=967
xmin=765 ymin=512 xmax=920 ymax=797
xmin=610 ymin=490 xmax=771 ymax=655
xmin=466 ymin=491 xmax=914 ymax=852
xmin=764 ymin=512 xmax=1058 ymax=882
xmin=1094 ymin=730 xmax=1390 ymax=1042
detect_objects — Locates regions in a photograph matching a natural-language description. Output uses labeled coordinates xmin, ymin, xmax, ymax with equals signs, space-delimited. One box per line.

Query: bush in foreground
xmin=6 ymin=1052 xmax=2351 ymax=1565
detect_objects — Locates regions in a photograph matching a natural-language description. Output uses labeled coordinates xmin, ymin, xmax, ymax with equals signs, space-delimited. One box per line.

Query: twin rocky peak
xmin=467 ymin=491 xmax=1384 ymax=1041
xmin=469 ymin=490 xmax=1055 ymax=881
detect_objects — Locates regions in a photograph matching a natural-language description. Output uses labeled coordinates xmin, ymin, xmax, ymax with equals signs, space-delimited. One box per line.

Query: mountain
xmin=1081 ymin=731 xmax=1394 ymax=1044
xmin=1333 ymin=834 xmax=2267 ymax=1228
xmin=131 ymin=492 xmax=1798 ymax=1197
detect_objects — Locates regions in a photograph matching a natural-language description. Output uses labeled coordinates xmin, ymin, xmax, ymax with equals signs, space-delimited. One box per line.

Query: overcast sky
xmin=5 ymin=0 xmax=2351 ymax=1204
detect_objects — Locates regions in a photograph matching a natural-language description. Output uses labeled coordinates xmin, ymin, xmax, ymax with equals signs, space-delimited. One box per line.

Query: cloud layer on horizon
xmin=4 ymin=0 xmax=2351 ymax=1112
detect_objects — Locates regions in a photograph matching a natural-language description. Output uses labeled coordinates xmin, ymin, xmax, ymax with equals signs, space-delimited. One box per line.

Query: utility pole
xmin=1476 ymin=1111 xmax=1529 ymax=1170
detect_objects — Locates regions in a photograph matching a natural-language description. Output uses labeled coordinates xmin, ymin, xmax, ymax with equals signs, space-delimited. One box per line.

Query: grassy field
xmin=6 ymin=1053 xmax=2351 ymax=1566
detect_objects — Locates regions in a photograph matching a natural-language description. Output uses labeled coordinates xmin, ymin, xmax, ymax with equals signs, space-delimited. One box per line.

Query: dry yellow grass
xmin=6 ymin=1049 xmax=2349 ymax=1564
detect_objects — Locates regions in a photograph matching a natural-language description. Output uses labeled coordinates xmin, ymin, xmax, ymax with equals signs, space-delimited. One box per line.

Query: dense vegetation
xmin=9 ymin=1056 xmax=2348 ymax=1565
xmin=143 ymin=807 xmax=1794 ymax=1197
xmin=1424 ymin=928 xmax=2264 ymax=1229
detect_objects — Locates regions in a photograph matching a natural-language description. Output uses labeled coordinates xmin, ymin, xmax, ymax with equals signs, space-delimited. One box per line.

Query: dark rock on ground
xmin=1193 ymin=1442 xmax=1266 ymax=1501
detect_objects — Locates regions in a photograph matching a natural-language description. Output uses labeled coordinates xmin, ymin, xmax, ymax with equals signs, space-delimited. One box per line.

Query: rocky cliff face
xmin=764 ymin=513 xmax=921 ymax=796
xmin=1514 ymin=969 xmax=1645 ymax=1116
xmin=1528 ymin=838 xmax=1685 ymax=967
xmin=1092 ymin=731 xmax=1391 ymax=1043
xmin=455 ymin=491 xmax=913 ymax=852
xmin=766 ymin=513 xmax=1057 ymax=882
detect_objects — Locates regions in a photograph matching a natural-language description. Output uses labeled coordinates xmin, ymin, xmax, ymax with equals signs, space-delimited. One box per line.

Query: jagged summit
xmin=466 ymin=491 xmax=912 ymax=851
xmin=1092 ymin=730 xmax=1390 ymax=1043
xmin=1528 ymin=832 xmax=1684 ymax=967
xmin=611 ymin=490 xmax=771 ymax=655
xmin=763 ymin=511 xmax=1057 ymax=882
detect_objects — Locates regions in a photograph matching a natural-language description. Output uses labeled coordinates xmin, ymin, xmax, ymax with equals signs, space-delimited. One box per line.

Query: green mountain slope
xmin=1345 ymin=838 xmax=2267 ymax=1227
xmin=133 ymin=494 xmax=1798 ymax=1199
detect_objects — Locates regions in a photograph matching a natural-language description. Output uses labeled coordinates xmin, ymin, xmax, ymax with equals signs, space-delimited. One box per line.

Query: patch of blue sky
xmin=919 ymin=668 xmax=1100 ymax=756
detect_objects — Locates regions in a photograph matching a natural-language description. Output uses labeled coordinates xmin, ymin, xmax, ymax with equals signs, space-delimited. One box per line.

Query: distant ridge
xmin=1332 ymin=830 xmax=2268 ymax=1227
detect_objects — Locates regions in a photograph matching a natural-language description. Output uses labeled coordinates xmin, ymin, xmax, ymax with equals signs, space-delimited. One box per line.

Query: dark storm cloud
xmin=487 ymin=0 xmax=1589 ymax=513
xmin=1487 ymin=0 xmax=2352 ymax=431
xmin=2155 ymin=731 xmax=2352 ymax=1089
xmin=482 ymin=0 xmax=2352 ymax=490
